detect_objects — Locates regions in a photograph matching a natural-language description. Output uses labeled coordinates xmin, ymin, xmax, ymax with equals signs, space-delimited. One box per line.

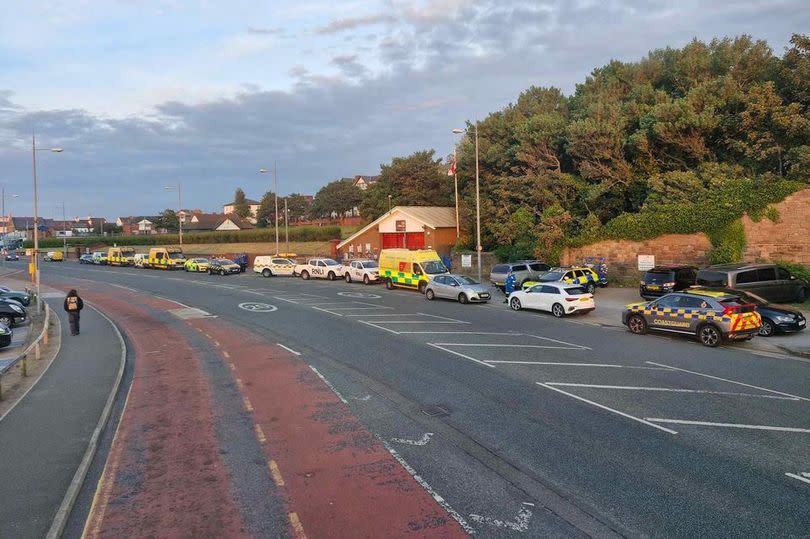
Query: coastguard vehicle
xmin=342 ymin=259 xmax=380 ymax=284
xmin=524 ymin=266 xmax=603 ymax=294
xmin=107 ymin=247 xmax=136 ymax=266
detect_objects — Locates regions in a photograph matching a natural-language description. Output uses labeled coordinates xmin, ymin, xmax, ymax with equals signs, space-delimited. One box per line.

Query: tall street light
xmin=164 ymin=184 xmax=183 ymax=246
xmin=32 ymin=135 xmax=63 ymax=312
xmin=450 ymin=129 xmax=463 ymax=238
xmin=259 ymin=164 xmax=279 ymax=255
xmin=452 ymin=122 xmax=482 ymax=281
xmin=2 ymin=191 xmax=20 ymax=269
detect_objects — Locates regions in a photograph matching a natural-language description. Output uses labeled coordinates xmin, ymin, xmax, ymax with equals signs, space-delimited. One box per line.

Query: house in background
xmin=223 ymin=198 xmax=260 ymax=218
xmin=352 ymin=175 xmax=380 ymax=190
xmin=116 ymin=216 xmax=161 ymax=235
xmin=186 ymin=213 xmax=255 ymax=232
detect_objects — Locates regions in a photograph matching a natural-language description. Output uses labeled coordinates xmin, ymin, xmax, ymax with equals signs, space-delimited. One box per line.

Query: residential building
xmin=223 ymin=198 xmax=260 ymax=217
xmin=186 ymin=213 xmax=255 ymax=232
xmin=116 ymin=216 xmax=161 ymax=235
xmin=352 ymin=175 xmax=380 ymax=190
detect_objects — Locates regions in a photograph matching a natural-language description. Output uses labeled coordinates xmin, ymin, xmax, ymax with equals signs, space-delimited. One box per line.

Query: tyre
xmin=425 ymin=289 xmax=435 ymax=300
xmin=301 ymin=270 xmax=310 ymax=280
xmin=458 ymin=293 xmax=469 ymax=304
xmin=385 ymin=279 xmax=394 ymax=290
xmin=208 ymin=269 xmax=214 ymax=275
xmin=585 ymin=283 xmax=596 ymax=294
xmin=417 ymin=282 xmax=426 ymax=294
xmin=327 ymin=271 xmax=336 ymax=281
xmin=262 ymin=269 xmax=272 ymax=278
xmin=0 ymin=315 xmax=12 ymax=326
xmin=509 ymin=297 xmax=522 ymax=311
xmin=551 ymin=303 xmax=565 ymax=318
xmin=363 ymin=275 xmax=370 ymax=285
xmin=698 ymin=324 xmax=722 ymax=347
xmin=345 ymin=273 xmax=352 ymax=283
xmin=627 ymin=315 xmax=648 ymax=335
xmin=759 ymin=319 xmax=775 ymax=337
xmin=184 ymin=266 xmax=189 ymax=272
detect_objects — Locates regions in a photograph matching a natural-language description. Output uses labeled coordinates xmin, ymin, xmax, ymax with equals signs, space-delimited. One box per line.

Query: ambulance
xmin=379 ymin=249 xmax=448 ymax=293
xmin=107 ymin=246 xmax=136 ymax=266
xmin=145 ymin=247 xmax=185 ymax=270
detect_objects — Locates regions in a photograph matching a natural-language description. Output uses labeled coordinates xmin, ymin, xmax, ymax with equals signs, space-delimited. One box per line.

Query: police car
xmin=524 ymin=266 xmax=603 ymax=294
xmin=294 ymin=258 xmax=342 ymax=280
xmin=622 ymin=289 xmax=761 ymax=347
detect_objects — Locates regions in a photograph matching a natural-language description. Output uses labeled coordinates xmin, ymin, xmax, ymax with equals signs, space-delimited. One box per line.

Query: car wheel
xmin=0 ymin=315 xmax=12 ymax=326
xmin=426 ymin=289 xmax=435 ymax=300
xmin=798 ymin=288 xmax=809 ymax=302
xmin=208 ymin=269 xmax=214 ymax=275
xmin=328 ymin=271 xmax=336 ymax=281
xmin=417 ymin=282 xmax=426 ymax=294
xmin=385 ymin=279 xmax=394 ymax=290
xmin=509 ymin=297 xmax=521 ymax=311
xmin=363 ymin=275 xmax=370 ymax=285
xmin=627 ymin=314 xmax=647 ymax=335
xmin=585 ymin=283 xmax=596 ymax=294
xmin=262 ymin=269 xmax=272 ymax=278
xmin=345 ymin=273 xmax=352 ymax=283
xmin=301 ymin=271 xmax=310 ymax=280
xmin=551 ymin=303 xmax=565 ymax=318
xmin=458 ymin=293 xmax=469 ymax=304
xmin=759 ymin=319 xmax=775 ymax=337
xmin=698 ymin=324 xmax=722 ymax=347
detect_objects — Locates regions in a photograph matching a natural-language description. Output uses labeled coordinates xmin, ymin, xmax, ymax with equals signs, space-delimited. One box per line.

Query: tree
xmin=255 ymin=191 xmax=278 ymax=228
xmin=233 ymin=188 xmax=251 ymax=218
xmin=285 ymin=194 xmax=312 ymax=222
xmin=310 ymin=179 xmax=362 ymax=219
xmin=155 ymin=209 xmax=178 ymax=232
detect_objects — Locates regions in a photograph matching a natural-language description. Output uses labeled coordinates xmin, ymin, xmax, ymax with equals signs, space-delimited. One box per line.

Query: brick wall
xmin=743 ymin=188 xmax=810 ymax=265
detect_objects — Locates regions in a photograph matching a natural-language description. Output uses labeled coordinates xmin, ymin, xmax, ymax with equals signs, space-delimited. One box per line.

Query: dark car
xmin=0 ymin=323 xmax=12 ymax=347
xmin=5 ymin=251 xmax=19 ymax=261
xmin=696 ymin=263 xmax=809 ymax=303
xmin=489 ymin=261 xmax=550 ymax=289
xmin=208 ymin=259 xmax=241 ymax=275
xmin=639 ymin=265 xmax=697 ymax=299
xmin=0 ymin=300 xmax=27 ymax=327
xmin=0 ymin=290 xmax=31 ymax=306
xmin=689 ymin=287 xmax=806 ymax=337
xmin=79 ymin=254 xmax=94 ymax=264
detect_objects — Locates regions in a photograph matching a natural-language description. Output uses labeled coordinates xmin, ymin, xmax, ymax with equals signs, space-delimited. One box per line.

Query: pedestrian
xmin=64 ymin=289 xmax=84 ymax=336
xmin=503 ymin=270 xmax=516 ymax=303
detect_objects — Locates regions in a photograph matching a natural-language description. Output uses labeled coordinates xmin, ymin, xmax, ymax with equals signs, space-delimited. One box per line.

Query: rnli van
xmin=145 ymin=247 xmax=185 ymax=270
xmin=379 ymin=249 xmax=448 ymax=293
xmin=107 ymin=247 xmax=136 ymax=266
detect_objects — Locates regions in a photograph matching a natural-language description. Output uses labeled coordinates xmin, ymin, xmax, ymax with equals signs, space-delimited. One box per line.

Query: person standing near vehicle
xmin=503 ymin=270 xmax=517 ymax=303
xmin=64 ymin=289 xmax=84 ymax=336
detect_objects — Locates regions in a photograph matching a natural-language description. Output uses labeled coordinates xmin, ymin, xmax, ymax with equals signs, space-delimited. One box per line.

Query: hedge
xmin=24 ymin=226 xmax=341 ymax=249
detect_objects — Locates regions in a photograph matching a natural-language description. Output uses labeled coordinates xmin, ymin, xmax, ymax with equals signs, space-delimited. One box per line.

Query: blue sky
xmin=0 ymin=0 xmax=806 ymax=219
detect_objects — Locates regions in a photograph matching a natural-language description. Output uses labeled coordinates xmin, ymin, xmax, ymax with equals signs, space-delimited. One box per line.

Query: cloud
xmin=330 ymin=54 xmax=369 ymax=78
xmin=247 ymin=26 xmax=285 ymax=35
xmin=317 ymin=13 xmax=396 ymax=34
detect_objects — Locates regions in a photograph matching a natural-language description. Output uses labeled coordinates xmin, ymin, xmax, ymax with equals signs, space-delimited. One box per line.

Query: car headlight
xmin=11 ymin=305 xmax=23 ymax=313
xmin=0 ymin=325 xmax=10 ymax=334
xmin=775 ymin=315 xmax=795 ymax=323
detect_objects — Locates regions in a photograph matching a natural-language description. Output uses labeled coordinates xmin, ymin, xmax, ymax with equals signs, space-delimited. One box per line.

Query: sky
xmin=0 ymin=0 xmax=806 ymax=220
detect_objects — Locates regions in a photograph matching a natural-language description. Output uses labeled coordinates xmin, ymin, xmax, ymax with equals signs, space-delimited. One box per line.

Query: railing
xmin=0 ymin=301 xmax=51 ymax=400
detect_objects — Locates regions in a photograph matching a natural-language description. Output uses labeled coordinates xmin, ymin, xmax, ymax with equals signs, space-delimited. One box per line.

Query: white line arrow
xmin=391 ymin=432 xmax=434 ymax=446
xmin=470 ymin=502 xmax=534 ymax=532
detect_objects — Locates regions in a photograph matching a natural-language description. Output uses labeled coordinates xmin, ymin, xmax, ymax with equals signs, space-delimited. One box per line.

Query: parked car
xmin=0 ymin=300 xmax=26 ymax=327
xmin=343 ymin=259 xmax=380 ymax=284
xmin=527 ymin=266 xmax=603 ymax=294
xmin=0 ymin=323 xmax=12 ymax=348
xmin=208 ymin=258 xmax=241 ymax=275
xmin=490 ymin=261 xmax=550 ymax=290
xmin=0 ymin=290 xmax=31 ymax=306
xmin=91 ymin=251 xmax=108 ymax=265
xmin=79 ymin=253 xmax=95 ymax=264
xmin=5 ymin=251 xmax=19 ymax=261
xmin=508 ymin=282 xmax=595 ymax=317
xmin=184 ymin=257 xmax=210 ymax=272
xmin=425 ymin=274 xmax=491 ymax=303
xmin=44 ymin=251 xmax=64 ymax=261
xmin=639 ymin=265 xmax=697 ymax=299
xmin=696 ymin=263 xmax=809 ymax=303
xmin=294 ymin=258 xmax=343 ymax=281
xmin=253 ymin=256 xmax=296 ymax=277
xmin=133 ymin=253 xmax=148 ymax=268
xmin=687 ymin=287 xmax=806 ymax=337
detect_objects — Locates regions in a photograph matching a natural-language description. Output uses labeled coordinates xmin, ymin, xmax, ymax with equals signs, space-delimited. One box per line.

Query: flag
xmin=447 ymin=160 xmax=456 ymax=176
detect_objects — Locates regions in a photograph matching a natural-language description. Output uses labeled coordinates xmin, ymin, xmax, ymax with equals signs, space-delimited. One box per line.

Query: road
xmin=37 ymin=261 xmax=810 ymax=537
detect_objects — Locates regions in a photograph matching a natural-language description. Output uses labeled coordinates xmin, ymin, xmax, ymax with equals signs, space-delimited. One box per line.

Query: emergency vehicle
xmin=107 ymin=247 xmax=136 ymax=266
xmin=294 ymin=258 xmax=342 ymax=280
xmin=524 ymin=266 xmax=603 ymax=294
xmin=253 ymin=256 xmax=296 ymax=277
xmin=145 ymin=247 xmax=185 ymax=270
xmin=378 ymin=249 xmax=448 ymax=293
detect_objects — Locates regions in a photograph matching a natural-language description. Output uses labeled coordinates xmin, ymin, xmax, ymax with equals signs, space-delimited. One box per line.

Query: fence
xmin=0 ymin=302 xmax=51 ymax=400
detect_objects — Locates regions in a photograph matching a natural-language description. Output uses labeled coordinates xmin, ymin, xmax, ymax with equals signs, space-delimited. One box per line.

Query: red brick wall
xmin=743 ymin=188 xmax=810 ymax=265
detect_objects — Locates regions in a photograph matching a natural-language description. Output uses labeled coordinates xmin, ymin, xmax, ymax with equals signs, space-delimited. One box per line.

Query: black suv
xmin=639 ymin=266 xmax=697 ymax=299
xmin=696 ymin=263 xmax=809 ymax=303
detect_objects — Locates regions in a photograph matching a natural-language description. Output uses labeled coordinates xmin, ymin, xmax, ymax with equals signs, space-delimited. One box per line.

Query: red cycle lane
xmin=189 ymin=318 xmax=470 ymax=539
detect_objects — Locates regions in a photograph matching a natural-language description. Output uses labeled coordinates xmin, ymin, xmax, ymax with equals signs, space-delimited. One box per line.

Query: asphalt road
xmin=37 ymin=261 xmax=810 ymax=537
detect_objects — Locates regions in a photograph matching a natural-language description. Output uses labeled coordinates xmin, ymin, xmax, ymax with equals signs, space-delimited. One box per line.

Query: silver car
xmin=425 ymin=274 xmax=492 ymax=304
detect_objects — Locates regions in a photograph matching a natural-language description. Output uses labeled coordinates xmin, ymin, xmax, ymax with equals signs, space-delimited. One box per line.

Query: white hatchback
xmin=508 ymin=282 xmax=595 ymax=317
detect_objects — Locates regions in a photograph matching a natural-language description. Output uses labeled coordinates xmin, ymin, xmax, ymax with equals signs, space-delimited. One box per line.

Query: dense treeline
xmin=355 ymin=34 xmax=810 ymax=263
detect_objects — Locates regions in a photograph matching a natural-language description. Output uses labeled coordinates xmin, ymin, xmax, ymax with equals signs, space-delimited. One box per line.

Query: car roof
xmin=703 ymin=263 xmax=774 ymax=271
xmin=647 ymin=265 xmax=696 ymax=271
xmin=682 ymin=289 xmax=738 ymax=300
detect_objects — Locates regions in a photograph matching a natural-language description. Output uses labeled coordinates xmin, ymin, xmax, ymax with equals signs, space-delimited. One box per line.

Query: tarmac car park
xmin=294 ymin=258 xmax=342 ymax=281
xmin=342 ymin=259 xmax=380 ymax=284
xmin=253 ymin=256 xmax=296 ymax=277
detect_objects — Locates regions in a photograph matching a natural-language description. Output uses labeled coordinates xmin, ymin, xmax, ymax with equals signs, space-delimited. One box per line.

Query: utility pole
xmin=32 ymin=135 xmax=40 ymax=311
xmin=274 ymin=161 xmax=279 ymax=255
xmin=475 ymin=120 xmax=482 ymax=282
xmin=284 ymin=197 xmax=289 ymax=255
xmin=453 ymin=146 xmax=460 ymax=238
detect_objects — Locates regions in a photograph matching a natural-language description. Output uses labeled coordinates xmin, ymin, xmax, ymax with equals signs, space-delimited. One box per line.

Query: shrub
xmin=707 ymin=220 xmax=746 ymax=264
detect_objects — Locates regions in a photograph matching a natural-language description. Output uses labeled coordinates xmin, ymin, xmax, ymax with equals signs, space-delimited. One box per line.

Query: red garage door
xmin=405 ymin=233 xmax=425 ymax=249
xmin=382 ymin=233 xmax=404 ymax=248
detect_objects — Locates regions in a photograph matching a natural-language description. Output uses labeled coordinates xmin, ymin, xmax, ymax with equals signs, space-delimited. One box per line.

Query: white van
xmin=133 ymin=253 xmax=148 ymax=268
xmin=253 ymin=256 xmax=296 ymax=277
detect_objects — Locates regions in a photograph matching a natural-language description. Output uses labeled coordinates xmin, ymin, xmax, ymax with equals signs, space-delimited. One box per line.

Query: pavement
xmin=30 ymin=262 xmax=810 ymax=537
xmin=0 ymin=297 xmax=123 ymax=538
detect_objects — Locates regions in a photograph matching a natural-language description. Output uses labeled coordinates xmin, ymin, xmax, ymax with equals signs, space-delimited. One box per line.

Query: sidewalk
xmin=591 ymin=286 xmax=810 ymax=357
xmin=0 ymin=298 xmax=124 ymax=538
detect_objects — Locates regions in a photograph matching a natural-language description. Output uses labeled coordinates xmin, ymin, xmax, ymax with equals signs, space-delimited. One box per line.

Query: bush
xmin=707 ymin=219 xmax=746 ymax=264
xmin=24 ymin=226 xmax=341 ymax=249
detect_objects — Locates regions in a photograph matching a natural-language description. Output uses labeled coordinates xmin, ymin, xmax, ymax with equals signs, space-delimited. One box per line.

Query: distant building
xmin=186 ymin=213 xmax=255 ymax=232
xmin=352 ymin=175 xmax=380 ymax=190
xmin=116 ymin=216 xmax=161 ymax=235
xmin=223 ymin=198 xmax=260 ymax=217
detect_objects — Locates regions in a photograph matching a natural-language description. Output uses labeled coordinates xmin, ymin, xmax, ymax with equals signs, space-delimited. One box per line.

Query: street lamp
xmin=1 ymin=191 xmax=20 ymax=269
xmin=450 ymin=128 xmax=464 ymax=239
xmin=452 ymin=123 xmax=482 ymax=281
xmin=259 ymin=164 xmax=279 ymax=255
xmin=163 ymin=184 xmax=183 ymax=246
xmin=32 ymin=135 xmax=64 ymax=312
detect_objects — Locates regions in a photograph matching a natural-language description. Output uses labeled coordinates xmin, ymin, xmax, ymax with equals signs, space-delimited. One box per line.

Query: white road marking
xmin=311 ymin=306 xmax=343 ymax=316
xmin=396 ymin=331 xmax=518 ymax=335
xmin=358 ymin=321 xmax=400 ymax=334
xmin=350 ymin=395 xmax=371 ymax=401
xmin=432 ymin=343 xmax=586 ymax=350
xmin=325 ymin=306 xmax=394 ymax=311
xmin=391 ymin=432 xmax=434 ymax=446
xmin=345 ymin=313 xmax=417 ymax=317
xmin=646 ymin=361 xmax=810 ymax=402
xmin=308 ymin=365 xmax=348 ymax=404
xmin=545 ymin=383 xmax=800 ymax=400
xmin=238 ymin=302 xmax=278 ymax=313
xmin=416 ymin=312 xmax=469 ymax=322
xmin=785 ymin=472 xmax=810 ymax=485
xmin=470 ymin=502 xmax=534 ymax=532
xmin=488 ymin=362 xmax=671 ymax=370
xmin=277 ymin=343 xmax=301 ymax=356
xmin=368 ymin=320 xmax=469 ymax=324
xmin=644 ymin=418 xmax=810 ymax=433
xmin=427 ymin=343 xmax=496 ymax=368
xmin=526 ymin=334 xmax=591 ymax=350
xmin=537 ymin=383 xmax=678 ymax=434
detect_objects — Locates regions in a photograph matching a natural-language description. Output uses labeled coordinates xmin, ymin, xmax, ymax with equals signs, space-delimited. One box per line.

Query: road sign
xmin=238 ymin=302 xmax=278 ymax=313
xmin=461 ymin=254 xmax=472 ymax=268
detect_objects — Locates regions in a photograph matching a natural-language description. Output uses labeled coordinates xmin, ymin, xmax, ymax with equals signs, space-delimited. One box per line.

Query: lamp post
xmin=284 ymin=197 xmax=289 ymax=255
xmin=163 ymin=184 xmax=182 ymax=246
xmin=450 ymin=129 xmax=464 ymax=239
xmin=452 ymin=122 xmax=482 ymax=281
xmin=259 ymin=165 xmax=280 ymax=255
xmin=2 ymin=191 xmax=20 ymax=269
xmin=32 ymin=135 xmax=63 ymax=312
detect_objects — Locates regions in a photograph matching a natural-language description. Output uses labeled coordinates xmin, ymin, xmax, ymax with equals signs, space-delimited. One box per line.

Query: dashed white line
xmin=308 ymin=365 xmax=348 ymax=404
xmin=416 ymin=312 xmax=469 ymax=323
xmin=488 ymin=362 xmax=671 ymax=369
xmin=432 ymin=343 xmax=586 ymax=350
xmin=277 ymin=343 xmax=301 ymax=356
xmin=644 ymin=418 xmax=810 ymax=433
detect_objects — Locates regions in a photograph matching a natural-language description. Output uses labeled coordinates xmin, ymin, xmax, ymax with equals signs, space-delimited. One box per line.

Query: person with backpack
xmin=63 ymin=289 xmax=84 ymax=336
xmin=503 ymin=270 xmax=517 ymax=303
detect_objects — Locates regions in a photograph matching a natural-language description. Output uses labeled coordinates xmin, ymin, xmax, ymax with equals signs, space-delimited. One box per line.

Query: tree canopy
xmin=311 ymin=179 xmax=362 ymax=218
xmin=232 ymin=188 xmax=251 ymax=218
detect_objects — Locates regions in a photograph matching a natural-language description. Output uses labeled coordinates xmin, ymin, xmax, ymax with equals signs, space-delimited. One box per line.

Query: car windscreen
xmin=491 ymin=265 xmax=509 ymax=274
xmin=696 ymin=270 xmax=727 ymax=287
xmin=197 ymin=258 xmax=209 ymax=263
xmin=456 ymin=276 xmax=479 ymax=285
xmin=539 ymin=271 xmax=564 ymax=281
xmin=422 ymin=261 xmax=448 ymax=275
xmin=323 ymin=259 xmax=340 ymax=266
xmin=363 ymin=261 xmax=379 ymax=268
xmin=643 ymin=270 xmax=675 ymax=283
xmin=564 ymin=286 xmax=587 ymax=295
xmin=168 ymin=253 xmax=185 ymax=259
xmin=219 ymin=259 xmax=235 ymax=265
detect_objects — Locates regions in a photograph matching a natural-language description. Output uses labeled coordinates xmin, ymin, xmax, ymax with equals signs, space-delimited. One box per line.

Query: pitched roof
xmin=186 ymin=213 xmax=255 ymax=231
xmin=224 ymin=199 xmax=260 ymax=205
xmin=117 ymin=216 xmax=159 ymax=225
xmin=337 ymin=206 xmax=456 ymax=249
